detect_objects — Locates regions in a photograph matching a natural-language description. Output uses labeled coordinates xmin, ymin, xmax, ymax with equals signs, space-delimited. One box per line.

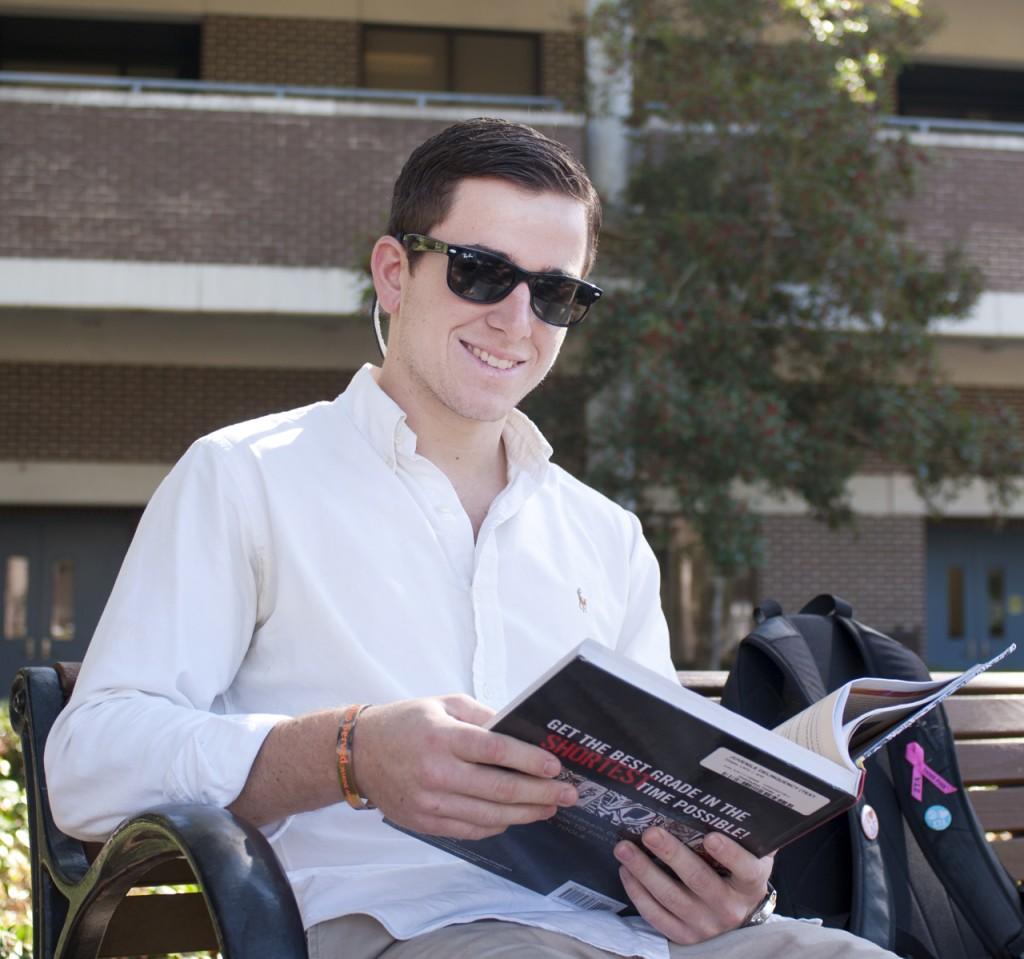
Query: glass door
xmin=926 ymin=522 xmax=1024 ymax=669
xmin=0 ymin=508 xmax=139 ymax=695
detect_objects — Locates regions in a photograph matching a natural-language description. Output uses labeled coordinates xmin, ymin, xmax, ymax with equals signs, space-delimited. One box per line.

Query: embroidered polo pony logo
xmin=577 ymin=588 xmax=588 ymax=613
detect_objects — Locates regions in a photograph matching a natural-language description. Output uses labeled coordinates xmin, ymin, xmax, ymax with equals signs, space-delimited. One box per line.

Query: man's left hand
xmin=614 ymin=829 xmax=774 ymax=945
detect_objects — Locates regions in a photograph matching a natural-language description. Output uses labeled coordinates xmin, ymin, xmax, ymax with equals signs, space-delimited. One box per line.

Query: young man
xmin=46 ymin=119 xmax=896 ymax=959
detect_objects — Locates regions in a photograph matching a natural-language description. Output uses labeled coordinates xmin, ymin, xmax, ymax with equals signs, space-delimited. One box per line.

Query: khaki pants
xmin=307 ymin=914 xmax=900 ymax=959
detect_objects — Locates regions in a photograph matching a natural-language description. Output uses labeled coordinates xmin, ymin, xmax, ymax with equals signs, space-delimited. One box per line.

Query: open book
xmin=773 ymin=651 xmax=1011 ymax=769
xmin=397 ymin=639 xmax=1013 ymax=914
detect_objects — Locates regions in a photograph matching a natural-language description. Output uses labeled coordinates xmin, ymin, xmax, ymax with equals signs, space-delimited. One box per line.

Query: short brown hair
xmin=386 ymin=117 xmax=602 ymax=275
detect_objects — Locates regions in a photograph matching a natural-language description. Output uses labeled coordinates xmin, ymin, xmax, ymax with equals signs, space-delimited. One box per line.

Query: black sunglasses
xmin=399 ymin=233 xmax=602 ymax=328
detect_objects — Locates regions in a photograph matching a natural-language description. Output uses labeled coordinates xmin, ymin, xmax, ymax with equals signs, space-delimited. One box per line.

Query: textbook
xmin=398 ymin=638 xmax=1013 ymax=914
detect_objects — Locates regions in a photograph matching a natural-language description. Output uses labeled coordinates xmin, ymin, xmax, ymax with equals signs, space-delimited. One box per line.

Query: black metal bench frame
xmin=10 ymin=664 xmax=309 ymax=959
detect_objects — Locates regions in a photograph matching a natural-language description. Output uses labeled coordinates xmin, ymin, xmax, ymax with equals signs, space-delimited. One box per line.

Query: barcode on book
xmin=549 ymin=880 xmax=627 ymax=913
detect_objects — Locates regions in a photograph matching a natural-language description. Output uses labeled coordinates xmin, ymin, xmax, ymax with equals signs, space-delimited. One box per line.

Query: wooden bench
xmin=12 ymin=662 xmax=1023 ymax=957
xmin=677 ymin=668 xmax=1024 ymax=885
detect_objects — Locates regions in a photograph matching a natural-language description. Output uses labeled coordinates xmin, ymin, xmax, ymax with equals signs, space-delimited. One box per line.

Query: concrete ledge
xmin=740 ymin=474 xmax=1024 ymax=518
xmin=905 ymin=130 xmax=1024 ymax=152
xmin=0 ymin=258 xmax=366 ymax=315
xmin=4 ymin=260 xmax=1022 ymax=337
xmin=0 ymin=462 xmax=171 ymax=506
xmin=0 ymin=85 xmax=586 ymax=125
xmin=6 ymin=460 xmax=1021 ymax=514
xmin=936 ymin=291 xmax=1024 ymax=338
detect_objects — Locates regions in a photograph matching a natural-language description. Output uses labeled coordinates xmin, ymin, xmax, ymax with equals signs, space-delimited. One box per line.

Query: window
xmin=50 ymin=559 xmax=75 ymax=641
xmin=947 ymin=566 xmax=964 ymax=639
xmin=898 ymin=63 xmax=1024 ymax=123
xmin=363 ymin=26 xmax=538 ymax=96
xmin=987 ymin=567 xmax=1005 ymax=639
xmin=3 ymin=556 xmax=28 ymax=640
xmin=0 ymin=16 xmax=200 ymax=78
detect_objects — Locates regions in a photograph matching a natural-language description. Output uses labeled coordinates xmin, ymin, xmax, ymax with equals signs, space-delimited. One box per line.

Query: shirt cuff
xmin=164 ymin=711 xmax=289 ymax=808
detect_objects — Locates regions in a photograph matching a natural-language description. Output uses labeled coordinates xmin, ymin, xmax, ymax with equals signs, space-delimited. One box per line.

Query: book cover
xmin=398 ymin=640 xmax=861 ymax=913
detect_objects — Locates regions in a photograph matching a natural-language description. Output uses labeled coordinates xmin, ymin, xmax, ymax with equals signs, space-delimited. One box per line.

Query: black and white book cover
xmin=394 ymin=639 xmax=861 ymax=913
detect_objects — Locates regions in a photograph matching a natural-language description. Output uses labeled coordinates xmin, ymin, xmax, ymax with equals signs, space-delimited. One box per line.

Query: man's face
xmin=381 ymin=177 xmax=590 ymax=427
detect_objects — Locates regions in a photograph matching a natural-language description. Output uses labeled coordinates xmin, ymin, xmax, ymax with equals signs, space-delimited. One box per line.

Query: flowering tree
xmin=577 ymin=0 xmax=1024 ymax=662
xmin=582 ymin=0 xmax=1021 ymax=570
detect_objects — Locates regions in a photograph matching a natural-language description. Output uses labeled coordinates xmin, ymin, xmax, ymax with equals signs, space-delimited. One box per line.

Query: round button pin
xmin=860 ymin=803 xmax=880 ymax=840
xmin=924 ymin=804 xmax=952 ymax=831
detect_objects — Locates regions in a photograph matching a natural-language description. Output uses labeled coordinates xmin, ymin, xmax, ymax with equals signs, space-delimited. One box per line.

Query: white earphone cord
xmin=372 ymin=298 xmax=387 ymax=358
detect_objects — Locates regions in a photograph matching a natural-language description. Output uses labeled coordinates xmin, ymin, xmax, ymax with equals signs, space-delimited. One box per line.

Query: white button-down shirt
xmin=46 ymin=364 xmax=678 ymax=959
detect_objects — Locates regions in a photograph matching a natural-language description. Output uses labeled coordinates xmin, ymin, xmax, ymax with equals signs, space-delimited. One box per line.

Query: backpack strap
xmin=724 ymin=600 xmax=895 ymax=948
xmin=799 ymin=593 xmax=854 ymax=620
xmin=851 ymin=813 xmax=895 ymax=951
xmin=753 ymin=599 xmax=783 ymax=623
xmin=835 ymin=612 xmax=1024 ymax=957
xmin=741 ymin=608 xmax=829 ymax=704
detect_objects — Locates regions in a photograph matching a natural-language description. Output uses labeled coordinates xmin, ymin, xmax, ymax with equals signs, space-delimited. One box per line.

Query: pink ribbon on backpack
xmin=905 ymin=741 xmax=957 ymax=801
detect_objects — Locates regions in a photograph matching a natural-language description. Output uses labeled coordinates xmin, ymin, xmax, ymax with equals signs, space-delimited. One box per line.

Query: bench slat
xmin=677 ymin=672 xmax=1024 ymax=697
xmin=934 ymin=672 xmax=1024 ymax=696
xmin=100 ymin=892 xmax=217 ymax=957
xmin=678 ymin=671 xmax=729 ymax=694
xmin=956 ymin=741 xmax=1024 ymax=787
xmin=944 ymin=697 xmax=1024 ymax=738
xmin=990 ymin=837 xmax=1024 ymax=884
xmin=137 ymin=858 xmax=202 ymax=886
xmin=969 ymin=786 xmax=1024 ymax=833
xmin=672 ymin=668 xmax=1024 ymax=883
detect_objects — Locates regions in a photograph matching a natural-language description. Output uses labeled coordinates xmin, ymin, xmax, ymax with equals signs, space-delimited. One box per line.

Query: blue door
xmin=1 ymin=508 xmax=140 ymax=697
xmin=926 ymin=521 xmax=1024 ymax=669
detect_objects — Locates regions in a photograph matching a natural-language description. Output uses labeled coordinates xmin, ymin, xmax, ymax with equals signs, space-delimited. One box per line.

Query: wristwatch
xmin=743 ymin=882 xmax=777 ymax=927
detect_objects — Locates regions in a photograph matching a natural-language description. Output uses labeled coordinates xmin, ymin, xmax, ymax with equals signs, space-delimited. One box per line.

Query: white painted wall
xmin=0 ymin=258 xmax=367 ymax=315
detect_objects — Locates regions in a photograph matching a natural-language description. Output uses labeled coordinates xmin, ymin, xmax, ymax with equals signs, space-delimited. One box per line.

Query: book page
xmin=773 ymin=644 xmax=1016 ymax=768
xmin=839 ymin=680 xmax=947 ymax=753
xmin=772 ymin=688 xmax=852 ymax=769
xmin=840 ymin=678 xmax=947 ymax=722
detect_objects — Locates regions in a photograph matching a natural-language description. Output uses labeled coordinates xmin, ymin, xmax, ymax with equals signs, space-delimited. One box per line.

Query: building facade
xmin=0 ymin=0 xmax=1022 ymax=690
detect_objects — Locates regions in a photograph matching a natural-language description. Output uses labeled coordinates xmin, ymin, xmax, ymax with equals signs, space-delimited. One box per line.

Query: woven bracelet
xmin=336 ymin=703 xmax=375 ymax=810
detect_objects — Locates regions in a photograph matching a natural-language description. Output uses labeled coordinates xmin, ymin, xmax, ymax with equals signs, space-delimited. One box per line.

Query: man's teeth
xmin=469 ymin=345 xmax=517 ymax=370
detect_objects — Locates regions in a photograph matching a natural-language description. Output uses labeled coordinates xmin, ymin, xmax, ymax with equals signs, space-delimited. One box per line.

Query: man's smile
xmin=463 ymin=341 xmax=526 ymax=371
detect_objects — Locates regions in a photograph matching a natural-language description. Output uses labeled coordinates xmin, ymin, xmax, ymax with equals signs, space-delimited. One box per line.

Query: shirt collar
xmin=501 ymin=404 xmax=554 ymax=485
xmin=341 ymin=364 xmax=553 ymax=482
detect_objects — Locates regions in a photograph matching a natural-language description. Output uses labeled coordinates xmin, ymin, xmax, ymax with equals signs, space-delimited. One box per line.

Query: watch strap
xmin=742 ymin=882 xmax=777 ymax=927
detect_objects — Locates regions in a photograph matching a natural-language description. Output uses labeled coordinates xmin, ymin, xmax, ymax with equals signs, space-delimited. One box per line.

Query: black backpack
xmin=721 ymin=594 xmax=1024 ymax=959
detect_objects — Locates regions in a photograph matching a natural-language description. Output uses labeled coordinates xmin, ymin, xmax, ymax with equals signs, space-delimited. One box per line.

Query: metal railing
xmin=6 ymin=71 xmax=1024 ymax=136
xmin=642 ymin=100 xmax=1024 ymax=139
xmin=0 ymin=70 xmax=566 ymax=111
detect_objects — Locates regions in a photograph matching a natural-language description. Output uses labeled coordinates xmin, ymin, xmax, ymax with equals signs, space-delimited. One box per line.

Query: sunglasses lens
xmin=448 ymin=250 xmax=516 ymax=302
xmin=531 ymin=276 xmax=593 ymax=327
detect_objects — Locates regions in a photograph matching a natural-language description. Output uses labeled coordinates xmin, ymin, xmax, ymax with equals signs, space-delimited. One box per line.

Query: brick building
xmin=747 ymin=2 xmax=1024 ymax=672
xmin=0 ymin=0 xmax=1022 ymax=689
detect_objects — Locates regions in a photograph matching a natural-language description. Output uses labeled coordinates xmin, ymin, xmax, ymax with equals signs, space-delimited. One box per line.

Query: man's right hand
xmin=353 ymin=695 xmax=578 ymax=839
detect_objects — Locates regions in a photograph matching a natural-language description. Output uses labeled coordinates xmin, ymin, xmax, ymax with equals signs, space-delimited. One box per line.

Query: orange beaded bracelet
xmin=336 ymin=704 xmax=375 ymax=810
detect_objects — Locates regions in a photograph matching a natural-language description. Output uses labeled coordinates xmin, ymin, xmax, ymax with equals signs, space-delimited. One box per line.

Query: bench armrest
xmin=10 ymin=666 xmax=308 ymax=959
xmin=60 ymin=802 xmax=307 ymax=958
